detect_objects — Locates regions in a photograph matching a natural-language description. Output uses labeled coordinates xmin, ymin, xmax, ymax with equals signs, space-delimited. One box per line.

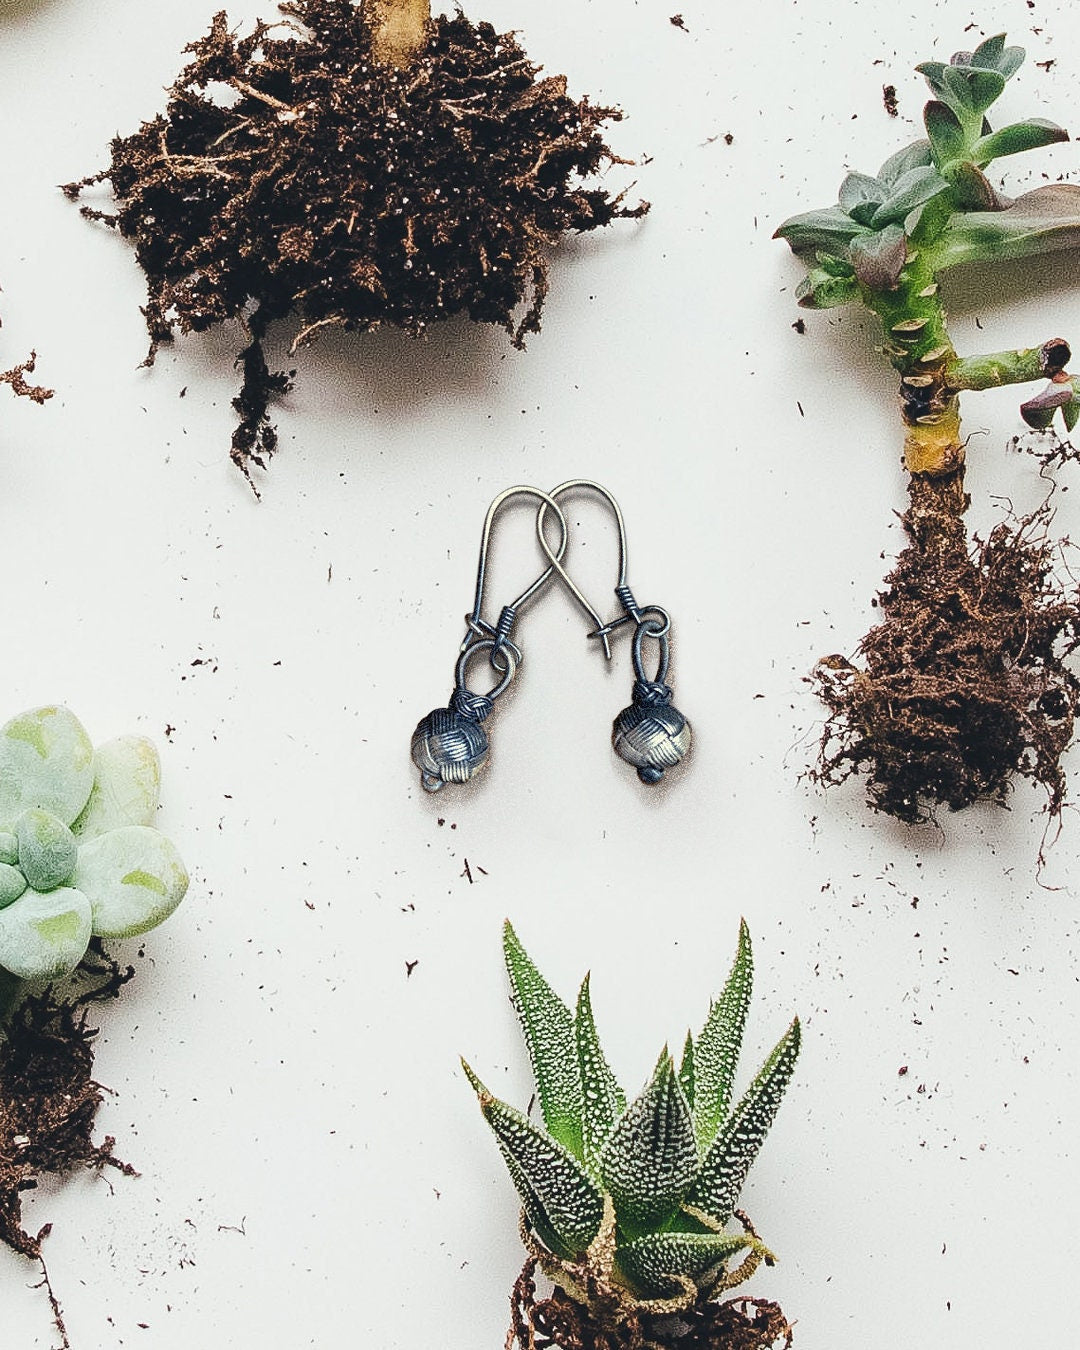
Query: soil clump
xmin=66 ymin=0 xmax=645 ymax=482
xmin=812 ymin=471 xmax=1080 ymax=822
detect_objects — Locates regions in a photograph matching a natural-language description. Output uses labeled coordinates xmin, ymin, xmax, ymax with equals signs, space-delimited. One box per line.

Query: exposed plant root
xmin=812 ymin=470 xmax=1080 ymax=823
xmin=0 ymin=350 xmax=51 ymax=404
xmin=508 ymin=1259 xmax=793 ymax=1350
xmin=65 ymin=0 xmax=646 ymax=480
xmin=0 ymin=946 xmax=136 ymax=1343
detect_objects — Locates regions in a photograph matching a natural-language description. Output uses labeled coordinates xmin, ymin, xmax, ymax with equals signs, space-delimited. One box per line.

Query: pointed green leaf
xmin=503 ymin=922 xmax=583 ymax=1157
xmin=876 ymin=139 xmax=932 ymax=187
xmin=916 ymin=61 xmax=949 ymax=100
xmin=936 ymin=184 xmax=1080 ymax=270
xmin=463 ymin=1061 xmax=604 ymax=1259
xmin=795 ymin=269 xmax=860 ymax=310
xmin=942 ymin=160 xmax=1003 ymax=210
xmin=973 ymin=119 xmax=1069 ymax=166
xmin=599 ymin=1051 xmax=698 ymax=1240
xmin=0 ymin=707 xmax=94 ymax=830
xmin=678 ymin=1031 xmax=695 ymax=1112
xmin=924 ymin=100 xmax=967 ymax=167
xmin=971 ymin=34 xmax=1023 ymax=81
xmin=575 ymin=974 xmax=626 ymax=1176
xmin=72 ymin=736 xmax=162 ymax=840
xmin=616 ymin=1230 xmax=763 ymax=1300
xmin=965 ymin=68 xmax=1006 ymax=115
xmin=838 ymin=172 xmax=883 ymax=227
xmin=773 ymin=207 xmax=868 ymax=261
xmin=941 ymin=64 xmax=976 ymax=114
xmin=1021 ymin=378 xmax=1080 ymax=432
xmin=692 ymin=919 xmax=753 ymax=1151
xmin=688 ymin=1018 xmax=801 ymax=1228
xmin=870 ymin=165 xmax=949 ymax=228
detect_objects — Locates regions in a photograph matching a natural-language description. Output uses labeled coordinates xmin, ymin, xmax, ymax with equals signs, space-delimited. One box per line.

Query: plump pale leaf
xmin=936 ymin=184 xmax=1080 ymax=270
xmin=0 ymin=864 xmax=27 ymax=909
xmin=688 ymin=1019 xmax=801 ymax=1227
xmin=574 ymin=974 xmax=626 ymax=1176
xmin=15 ymin=809 xmax=77 ymax=892
xmin=692 ymin=919 xmax=753 ymax=1152
xmin=924 ymin=100 xmax=967 ymax=166
xmin=0 ymin=886 xmax=92 ymax=980
xmin=773 ymin=207 xmax=868 ymax=260
xmin=599 ymin=1051 xmax=698 ymax=1240
xmin=974 ymin=119 xmax=1069 ymax=165
xmin=463 ymin=1062 xmax=604 ymax=1259
xmin=876 ymin=139 xmax=932 ymax=186
xmin=616 ymin=1230 xmax=763 ymax=1300
xmin=74 ymin=825 xmax=188 ymax=938
xmin=850 ymin=225 xmax=908 ymax=291
xmin=0 ymin=707 xmax=94 ymax=829
xmin=72 ymin=736 xmax=162 ymax=840
xmin=503 ymin=922 xmax=583 ymax=1157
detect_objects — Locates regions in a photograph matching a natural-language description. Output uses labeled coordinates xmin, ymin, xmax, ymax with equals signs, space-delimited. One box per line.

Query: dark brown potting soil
xmin=1 ymin=350 xmax=51 ymax=404
xmin=508 ymin=1259 xmax=793 ymax=1350
xmin=812 ymin=471 xmax=1080 ymax=823
xmin=66 ymin=0 xmax=645 ymax=482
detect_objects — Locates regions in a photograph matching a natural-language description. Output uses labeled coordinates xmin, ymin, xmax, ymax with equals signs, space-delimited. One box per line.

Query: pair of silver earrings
xmin=411 ymin=481 xmax=692 ymax=792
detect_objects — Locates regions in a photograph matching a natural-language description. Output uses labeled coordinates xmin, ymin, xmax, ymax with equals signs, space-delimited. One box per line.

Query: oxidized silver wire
xmin=411 ymin=486 xmax=569 ymax=793
xmin=536 ymin=479 xmax=691 ymax=785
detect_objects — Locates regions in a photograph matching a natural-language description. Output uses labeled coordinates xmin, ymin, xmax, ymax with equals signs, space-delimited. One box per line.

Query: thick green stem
xmin=945 ymin=339 xmax=1071 ymax=391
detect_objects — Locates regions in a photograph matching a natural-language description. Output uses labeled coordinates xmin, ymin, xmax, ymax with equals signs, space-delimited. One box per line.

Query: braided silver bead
xmin=612 ymin=680 xmax=691 ymax=784
xmin=411 ymin=691 xmax=494 ymax=793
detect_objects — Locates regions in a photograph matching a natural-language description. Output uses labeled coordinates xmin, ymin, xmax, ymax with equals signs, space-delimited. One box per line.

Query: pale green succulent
xmin=463 ymin=921 xmax=800 ymax=1314
xmin=0 ymin=706 xmax=187 ymax=988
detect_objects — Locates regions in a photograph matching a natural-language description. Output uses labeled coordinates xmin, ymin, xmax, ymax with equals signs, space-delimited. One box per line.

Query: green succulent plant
xmin=777 ymin=34 xmax=1080 ymax=470
xmin=0 ymin=706 xmax=188 ymax=1011
xmin=463 ymin=921 xmax=800 ymax=1324
xmin=773 ymin=34 xmax=1080 ymax=824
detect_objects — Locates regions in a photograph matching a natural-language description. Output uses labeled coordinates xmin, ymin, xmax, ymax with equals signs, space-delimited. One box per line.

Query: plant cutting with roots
xmin=0 ymin=707 xmax=188 ymax=1344
xmin=464 ymin=921 xmax=800 ymax=1350
xmin=776 ymin=34 xmax=1080 ymax=824
xmin=66 ymin=0 xmax=645 ymax=486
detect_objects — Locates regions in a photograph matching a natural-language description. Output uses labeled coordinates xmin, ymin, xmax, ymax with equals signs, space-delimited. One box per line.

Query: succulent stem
xmin=362 ymin=0 xmax=430 ymax=66
xmin=945 ymin=339 xmax=1071 ymax=390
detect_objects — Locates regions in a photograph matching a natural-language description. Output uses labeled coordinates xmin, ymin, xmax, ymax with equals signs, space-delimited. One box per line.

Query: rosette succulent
xmin=775 ymin=34 xmax=1080 ymax=823
xmin=464 ymin=921 xmax=800 ymax=1349
xmin=0 ymin=706 xmax=188 ymax=1006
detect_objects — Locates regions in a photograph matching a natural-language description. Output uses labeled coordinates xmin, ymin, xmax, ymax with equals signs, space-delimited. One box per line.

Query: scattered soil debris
xmin=883 ymin=84 xmax=899 ymax=116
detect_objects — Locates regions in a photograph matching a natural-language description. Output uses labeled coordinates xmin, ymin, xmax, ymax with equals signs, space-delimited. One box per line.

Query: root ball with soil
xmin=776 ymin=34 xmax=1080 ymax=823
xmin=66 ymin=0 xmax=646 ymax=483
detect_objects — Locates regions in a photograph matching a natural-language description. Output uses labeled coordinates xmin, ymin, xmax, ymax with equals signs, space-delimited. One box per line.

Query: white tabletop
xmin=0 ymin=0 xmax=1078 ymax=1346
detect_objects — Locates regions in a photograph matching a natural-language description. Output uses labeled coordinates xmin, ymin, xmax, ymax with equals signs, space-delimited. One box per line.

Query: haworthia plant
xmin=463 ymin=921 xmax=800 ymax=1305
xmin=0 ymin=707 xmax=188 ymax=995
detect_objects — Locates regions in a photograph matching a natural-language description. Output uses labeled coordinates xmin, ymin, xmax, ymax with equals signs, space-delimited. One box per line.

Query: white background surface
xmin=0 ymin=0 xmax=1079 ymax=1346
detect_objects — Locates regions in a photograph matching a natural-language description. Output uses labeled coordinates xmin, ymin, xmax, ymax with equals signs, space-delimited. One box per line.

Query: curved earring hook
xmin=535 ymin=480 xmax=668 ymax=660
xmin=465 ymin=485 xmax=570 ymax=670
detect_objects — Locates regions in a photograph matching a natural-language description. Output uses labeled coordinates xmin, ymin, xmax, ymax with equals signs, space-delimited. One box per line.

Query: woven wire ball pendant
xmin=411 ymin=689 xmax=493 ymax=792
xmin=612 ymin=678 xmax=692 ymax=783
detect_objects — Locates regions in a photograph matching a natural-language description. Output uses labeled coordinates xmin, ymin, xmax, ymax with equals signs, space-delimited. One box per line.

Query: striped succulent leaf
xmin=687 ymin=1018 xmax=802 ymax=1228
xmin=599 ymin=1050 xmax=698 ymax=1241
xmin=616 ymin=1229 xmax=766 ymax=1300
xmin=504 ymin=920 xmax=584 ymax=1158
xmin=468 ymin=923 xmax=800 ymax=1305
xmin=575 ymin=974 xmax=626 ymax=1177
xmin=462 ymin=1060 xmax=603 ymax=1259
xmin=691 ymin=917 xmax=752 ymax=1152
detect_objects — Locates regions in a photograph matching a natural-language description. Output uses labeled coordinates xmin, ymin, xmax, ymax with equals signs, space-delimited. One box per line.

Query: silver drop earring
xmin=411 ymin=485 xmax=569 ymax=792
xmin=537 ymin=479 xmax=692 ymax=784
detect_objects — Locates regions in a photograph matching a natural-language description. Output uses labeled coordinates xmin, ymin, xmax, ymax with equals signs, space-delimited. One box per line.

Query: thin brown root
xmin=35 ymin=1252 xmax=71 ymax=1350
xmin=508 ymin=1258 xmax=793 ymax=1350
xmin=812 ymin=472 xmax=1080 ymax=823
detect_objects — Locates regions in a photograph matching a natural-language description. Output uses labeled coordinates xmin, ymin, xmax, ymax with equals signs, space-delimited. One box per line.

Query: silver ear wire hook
xmin=536 ymin=480 xmax=691 ymax=785
xmin=411 ymin=486 xmax=569 ymax=793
